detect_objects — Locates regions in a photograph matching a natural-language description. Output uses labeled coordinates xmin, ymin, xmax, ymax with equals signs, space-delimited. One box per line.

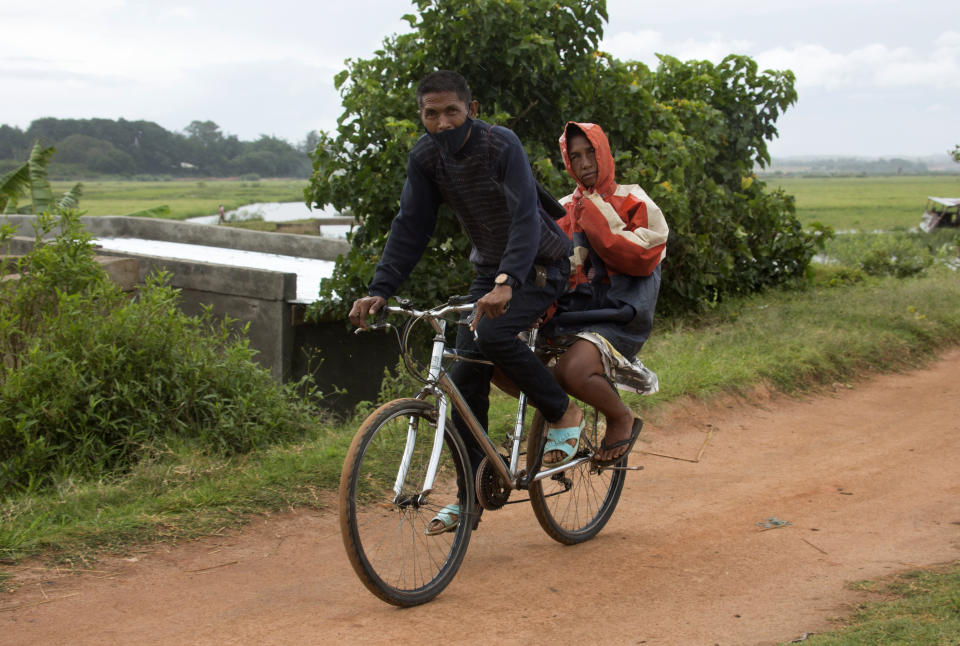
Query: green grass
xmin=1 ymin=423 xmax=354 ymax=563
xmin=48 ymin=178 xmax=308 ymax=220
xmin=622 ymin=265 xmax=960 ymax=414
xmin=771 ymin=175 xmax=960 ymax=231
xmin=783 ymin=564 xmax=960 ymax=645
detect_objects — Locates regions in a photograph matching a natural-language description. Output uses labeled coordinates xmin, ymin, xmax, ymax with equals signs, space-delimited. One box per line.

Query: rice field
xmin=769 ymin=175 xmax=960 ymax=231
xmin=49 ymin=178 xmax=308 ymax=220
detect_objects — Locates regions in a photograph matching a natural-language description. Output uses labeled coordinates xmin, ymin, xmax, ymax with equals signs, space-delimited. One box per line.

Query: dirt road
xmin=4 ymin=351 xmax=960 ymax=645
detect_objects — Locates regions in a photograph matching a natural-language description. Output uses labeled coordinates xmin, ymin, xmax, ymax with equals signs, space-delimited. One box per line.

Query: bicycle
xmin=338 ymin=295 xmax=645 ymax=606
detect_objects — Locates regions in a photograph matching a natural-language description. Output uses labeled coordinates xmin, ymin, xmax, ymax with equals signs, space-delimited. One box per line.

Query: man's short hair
xmin=417 ymin=70 xmax=472 ymax=108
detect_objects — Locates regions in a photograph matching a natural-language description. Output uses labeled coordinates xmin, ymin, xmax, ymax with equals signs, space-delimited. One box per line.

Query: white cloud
xmin=935 ymin=30 xmax=960 ymax=49
xmin=599 ymin=29 xmax=665 ymax=64
xmin=0 ymin=0 xmax=125 ymax=18
xmin=601 ymin=30 xmax=753 ymax=67
xmin=757 ymin=38 xmax=960 ymax=90
xmin=163 ymin=6 xmax=196 ymax=19
xmin=602 ymin=28 xmax=960 ymax=91
xmin=673 ymin=37 xmax=754 ymax=64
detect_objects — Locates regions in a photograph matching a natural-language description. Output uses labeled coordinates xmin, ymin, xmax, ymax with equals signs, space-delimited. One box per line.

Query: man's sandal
xmin=425 ymin=503 xmax=460 ymax=536
xmin=593 ymin=418 xmax=644 ymax=467
xmin=542 ymin=418 xmax=586 ymax=468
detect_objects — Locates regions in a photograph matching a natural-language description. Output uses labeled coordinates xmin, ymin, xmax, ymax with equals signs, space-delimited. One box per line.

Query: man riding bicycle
xmin=348 ymin=70 xmax=584 ymax=535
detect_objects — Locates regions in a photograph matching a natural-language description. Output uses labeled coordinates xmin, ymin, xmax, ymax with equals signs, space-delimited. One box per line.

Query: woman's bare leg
xmin=553 ymin=340 xmax=634 ymax=463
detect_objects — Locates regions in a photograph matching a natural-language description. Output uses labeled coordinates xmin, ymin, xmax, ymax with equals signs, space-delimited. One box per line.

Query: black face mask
xmin=429 ymin=116 xmax=473 ymax=157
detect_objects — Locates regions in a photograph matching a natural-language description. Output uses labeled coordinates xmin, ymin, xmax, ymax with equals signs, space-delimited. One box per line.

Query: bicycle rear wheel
xmin=527 ymin=404 xmax=627 ymax=544
xmin=339 ymin=398 xmax=475 ymax=606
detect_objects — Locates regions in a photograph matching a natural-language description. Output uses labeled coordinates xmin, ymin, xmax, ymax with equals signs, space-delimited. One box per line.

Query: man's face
xmin=567 ymin=134 xmax=597 ymax=189
xmin=418 ymin=91 xmax=478 ymax=134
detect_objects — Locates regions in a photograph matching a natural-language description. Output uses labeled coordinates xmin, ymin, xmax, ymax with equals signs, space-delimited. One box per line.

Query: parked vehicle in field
xmin=919 ymin=197 xmax=960 ymax=232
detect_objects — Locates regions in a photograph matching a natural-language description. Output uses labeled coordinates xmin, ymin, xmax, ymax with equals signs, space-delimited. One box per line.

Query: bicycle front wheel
xmin=339 ymin=398 xmax=475 ymax=606
xmin=527 ymin=404 xmax=627 ymax=544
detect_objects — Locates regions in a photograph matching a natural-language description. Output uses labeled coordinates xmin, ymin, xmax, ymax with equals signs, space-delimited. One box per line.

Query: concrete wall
xmin=1 ymin=214 xmax=353 ymax=385
xmin=101 ymin=250 xmax=298 ymax=382
xmin=2 ymin=213 xmax=351 ymax=260
xmin=290 ymin=314 xmax=400 ymax=413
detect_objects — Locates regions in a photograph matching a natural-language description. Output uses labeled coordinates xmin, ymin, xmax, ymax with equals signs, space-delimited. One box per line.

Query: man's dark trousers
xmin=449 ymin=258 xmax=571 ymax=478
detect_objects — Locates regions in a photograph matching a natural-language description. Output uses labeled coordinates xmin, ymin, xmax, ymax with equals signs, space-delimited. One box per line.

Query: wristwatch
xmin=494 ymin=273 xmax=519 ymax=289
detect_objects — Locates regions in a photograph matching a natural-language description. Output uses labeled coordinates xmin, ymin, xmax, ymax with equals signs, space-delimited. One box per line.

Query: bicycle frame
xmin=365 ymin=301 xmax=594 ymax=502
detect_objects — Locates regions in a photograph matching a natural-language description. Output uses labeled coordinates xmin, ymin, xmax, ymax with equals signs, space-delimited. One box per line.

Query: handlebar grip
xmin=353 ymin=306 xmax=392 ymax=334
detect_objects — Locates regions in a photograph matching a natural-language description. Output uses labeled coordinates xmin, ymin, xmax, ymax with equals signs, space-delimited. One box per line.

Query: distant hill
xmin=761 ymin=153 xmax=960 ymax=176
xmin=0 ymin=118 xmax=315 ymax=178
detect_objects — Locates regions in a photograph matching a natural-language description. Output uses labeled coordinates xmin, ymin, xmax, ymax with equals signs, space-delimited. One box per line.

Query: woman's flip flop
xmin=593 ymin=418 xmax=643 ymax=467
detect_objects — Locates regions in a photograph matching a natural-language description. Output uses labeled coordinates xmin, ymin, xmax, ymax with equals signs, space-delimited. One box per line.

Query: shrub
xmin=0 ymin=212 xmax=322 ymax=495
xmin=822 ymin=230 xmax=958 ymax=278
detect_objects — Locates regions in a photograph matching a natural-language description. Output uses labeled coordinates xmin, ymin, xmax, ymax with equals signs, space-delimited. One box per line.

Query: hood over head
xmin=559 ymin=121 xmax=615 ymax=196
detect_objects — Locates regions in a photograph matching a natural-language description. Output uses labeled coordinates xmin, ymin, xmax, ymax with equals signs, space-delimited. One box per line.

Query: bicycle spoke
xmin=528 ymin=406 xmax=626 ymax=544
xmin=340 ymin=399 xmax=474 ymax=606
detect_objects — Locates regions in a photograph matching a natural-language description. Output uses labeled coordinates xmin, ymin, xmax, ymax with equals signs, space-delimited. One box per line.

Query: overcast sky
xmin=2 ymin=0 xmax=957 ymax=158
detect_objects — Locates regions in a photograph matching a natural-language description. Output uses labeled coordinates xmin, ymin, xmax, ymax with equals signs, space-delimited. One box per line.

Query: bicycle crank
xmin=476 ymin=456 xmax=511 ymax=510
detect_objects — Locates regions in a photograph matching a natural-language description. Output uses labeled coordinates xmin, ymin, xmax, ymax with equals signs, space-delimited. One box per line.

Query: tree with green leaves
xmin=951 ymin=144 xmax=959 ymax=164
xmin=0 ymin=125 xmax=28 ymax=161
xmin=306 ymin=0 xmax=819 ymax=317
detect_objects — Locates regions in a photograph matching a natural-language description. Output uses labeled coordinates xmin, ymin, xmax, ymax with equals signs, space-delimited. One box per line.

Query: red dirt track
xmin=4 ymin=351 xmax=960 ymax=645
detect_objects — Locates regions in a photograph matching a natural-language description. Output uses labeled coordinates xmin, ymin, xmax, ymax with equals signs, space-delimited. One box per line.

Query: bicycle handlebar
xmin=354 ymin=297 xmax=477 ymax=334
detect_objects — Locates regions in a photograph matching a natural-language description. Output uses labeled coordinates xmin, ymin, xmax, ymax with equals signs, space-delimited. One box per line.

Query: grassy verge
xmin=47 ymin=178 xmax=308 ymax=220
xmin=781 ymin=564 xmax=960 ymax=645
xmin=1 ymin=422 xmax=354 ymax=565
xmin=634 ymin=265 xmax=960 ymax=404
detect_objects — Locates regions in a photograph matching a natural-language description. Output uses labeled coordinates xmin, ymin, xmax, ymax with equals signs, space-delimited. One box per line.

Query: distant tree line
xmin=809 ymin=157 xmax=930 ymax=174
xmin=0 ymin=118 xmax=316 ymax=178
xmin=763 ymin=156 xmax=947 ymax=176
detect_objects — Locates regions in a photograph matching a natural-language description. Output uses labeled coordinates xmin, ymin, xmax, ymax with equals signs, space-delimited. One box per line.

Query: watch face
xmin=495 ymin=273 xmax=509 ymax=285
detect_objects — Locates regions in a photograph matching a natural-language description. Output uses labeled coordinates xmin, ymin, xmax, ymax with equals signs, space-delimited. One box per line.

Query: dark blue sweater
xmin=368 ymin=120 xmax=570 ymax=300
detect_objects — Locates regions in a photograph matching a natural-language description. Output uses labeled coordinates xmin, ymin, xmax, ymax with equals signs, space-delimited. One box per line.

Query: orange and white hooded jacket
xmin=549 ymin=122 xmax=668 ymax=357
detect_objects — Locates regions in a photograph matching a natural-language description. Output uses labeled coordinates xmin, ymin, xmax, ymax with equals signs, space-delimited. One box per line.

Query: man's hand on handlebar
xmin=349 ymin=295 xmax=387 ymax=330
xmin=472 ymin=284 xmax=512 ymax=331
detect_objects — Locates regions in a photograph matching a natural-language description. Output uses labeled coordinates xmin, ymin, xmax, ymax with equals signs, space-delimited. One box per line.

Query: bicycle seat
xmin=550 ymin=303 xmax=635 ymax=327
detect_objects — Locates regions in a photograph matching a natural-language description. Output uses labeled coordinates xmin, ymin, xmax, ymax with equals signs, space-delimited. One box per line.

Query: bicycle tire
xmin=527 ymin=403 xmax=627 ymax=544
xmin=339 ymin=398 xmax=475 ymax=606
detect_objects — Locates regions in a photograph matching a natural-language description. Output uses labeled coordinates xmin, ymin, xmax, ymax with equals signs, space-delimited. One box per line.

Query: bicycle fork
xmin=393 ymin=318 xmax=452 ymax=502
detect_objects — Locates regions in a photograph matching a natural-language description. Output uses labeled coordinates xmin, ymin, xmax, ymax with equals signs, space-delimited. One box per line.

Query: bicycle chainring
xmin=475 ymin=456 xmax=511 ymax=510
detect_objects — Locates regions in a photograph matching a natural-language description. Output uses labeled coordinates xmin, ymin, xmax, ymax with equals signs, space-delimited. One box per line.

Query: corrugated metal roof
xmin=926 ymin=196 xmax=960 ymax=207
